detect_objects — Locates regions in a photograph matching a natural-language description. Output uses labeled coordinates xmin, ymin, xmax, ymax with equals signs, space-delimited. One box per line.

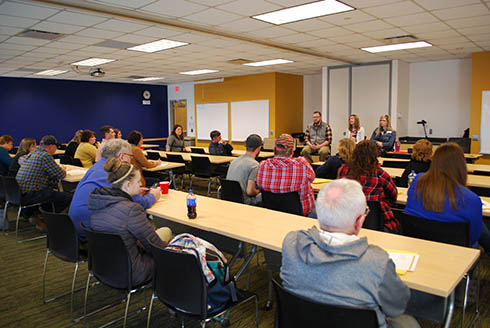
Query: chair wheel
xmin=265 ymin=300 xmax=272 ymax=311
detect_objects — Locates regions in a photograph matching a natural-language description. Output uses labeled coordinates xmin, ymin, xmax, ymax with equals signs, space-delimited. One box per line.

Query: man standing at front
xmin=281 ymin=179 xmax=420 ymax=328
xmin=301 ymin=111 xmax=332 ymax=164
xmin=256 ymin=134 xmax=315 ymax=217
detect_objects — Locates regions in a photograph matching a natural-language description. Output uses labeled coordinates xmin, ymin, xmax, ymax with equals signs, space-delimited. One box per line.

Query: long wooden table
xmin=188 ymin=146 xmax=274 ymax=158
xmin=147 ymin=190 xmax=480 ymax=323
xmin=155 ymin=151 xmax=235 ymax=164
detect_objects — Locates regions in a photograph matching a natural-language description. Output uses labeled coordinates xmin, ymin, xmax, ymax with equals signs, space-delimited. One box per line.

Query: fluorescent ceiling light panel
xmin=128 ymin=39 xmax=188 ymax=53
xmin=133 ymin=77 xmax=164 ymax=81
xmin=35 ymin=69 xmax=68 ymax=76
xmin=180 ymin=69 xmax=219 ymax=75
xmin=244 ymin=59 xmax=293 ymax=67
xmin=361 ymin=41 xmax=432 ymax=53
xmin=70 ymin=58 xmax=115 ymax=66
xmin=253 ymin=0 xmax=354 ymax=25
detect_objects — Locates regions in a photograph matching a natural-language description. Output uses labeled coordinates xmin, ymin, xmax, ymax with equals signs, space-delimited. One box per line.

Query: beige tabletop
xmin=62 ymin=164 xmax=88 ymax=183
xmin=312 ymin=157 xmax=411 ymax=166
xmin=189 ymin=147 xmax=274 ymax=158
xmin=143 ymin=161 xmax=185 ymax=172
xmin=148 ymin=190 xmax=480 ymax=298
xmin=467 ymin=164 xmax=490 ymax=173
xmin=142 ymin=144 xmax=160 ymax=149
xmin=157 ymin=151 xmax=235 ymax=165
xmin=55 ymin=149 xmax=65 ymax=155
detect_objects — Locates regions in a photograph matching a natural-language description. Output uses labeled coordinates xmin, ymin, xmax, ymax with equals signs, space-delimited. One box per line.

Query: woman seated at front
xmin=166 ymin=124 xmax=186 ymax=152
xmin=316 ymin=138 xmax=355 ymax=179
xmin=75 ymin=129 xmax=97 ymax=168
xmin=398 ymin=139 xmax=432 ymax=187
xmin=370 ymin=115 xmax=396 ymax=152
xmin=88 ymin=158 xmax=172 ymax=286
xmin=405 ymin=142 xmax=490 ymax=253
xmin=338 ymin=140 xmax=399 ymax=233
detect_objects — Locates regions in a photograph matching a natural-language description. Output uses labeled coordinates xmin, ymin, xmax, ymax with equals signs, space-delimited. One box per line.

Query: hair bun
xmin=104 ymin=157 xmax=122 ymax=173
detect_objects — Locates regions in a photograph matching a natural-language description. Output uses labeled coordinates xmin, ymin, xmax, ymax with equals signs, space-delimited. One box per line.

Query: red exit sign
xmin=175 ymin=86 xmax=180 ymax=92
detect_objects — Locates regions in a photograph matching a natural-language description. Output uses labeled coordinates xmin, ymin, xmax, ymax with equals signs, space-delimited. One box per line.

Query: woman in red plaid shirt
xmin=337 ymin=140 xmax=399 ymax=232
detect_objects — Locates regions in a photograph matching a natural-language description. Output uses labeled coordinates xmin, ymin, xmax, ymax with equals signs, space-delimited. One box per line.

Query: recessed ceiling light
xmin=244 ymin=59 xmax=294 ymax=67
xmin=128 ymin=39 xmax=189 ymax=53
xmin=180 ymin=69 xmax=219 ymax=75
xmin=252 ymin=0 xmax=354 ymax=25
xmin=361 ymin=41 xmax=432 ymax=53
xmin=133 ymin=77 xmax=164 ymax=81
xmin=35 ymin=69 xmax=68 ymax=76
xmin=71 ymin=58 xmax=115 ymax=66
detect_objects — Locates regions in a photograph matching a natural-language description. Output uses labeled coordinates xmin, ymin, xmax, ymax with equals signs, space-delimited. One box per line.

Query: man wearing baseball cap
xmin=256 ymin=134 xmax=316 ymax=216
xmin=226 ymin=134 xmax=263 ymax=205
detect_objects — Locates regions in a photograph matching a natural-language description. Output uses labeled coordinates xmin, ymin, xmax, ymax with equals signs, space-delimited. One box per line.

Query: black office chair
xmin=191 ymin=147 xmax=206 ymax=154
xmin=71 ymin=158 xmax=83 ymax=167
xmin=398 ymin=212 xmax=478 ymax=326
xmin=146 ymin=241 xmax=258 ymax=328
xmin=381 ymin=152 xmax=411 ymax=159
xmin=40 ymin=209 xmax=86 ymax=313
xmin=190 ymin=156 xmax=221 ymax=196
xmin=1 ymin=176 xmax=53 ymax=242
xmin=81 ymin=224 xmax=149 ymax=328
xmin=58 ymin=154 xmax=73 ymax=165
xmin=219 ymin=179 xmax=244 ymax=204
xmin=472 ymin=170 xmax=490 ymax=177
xmin=261 ymin=190 xmax=302 ymax=310
xmin=381 ymin=160 xmax=409 ymax=169
xmin=469 ymin=186 xmax=490 ymax=197
xmin=165 ymin=153 xmax=190 ymax=190
xmin=363 ymin=201 xmax=383 ymax=231
xmin=146 ymin=151 xmax=160 ymax=160
xmin=272 ymin=279 xmax=378 ymax=328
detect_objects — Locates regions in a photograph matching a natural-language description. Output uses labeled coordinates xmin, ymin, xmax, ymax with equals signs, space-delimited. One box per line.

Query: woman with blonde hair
xmin=9 ymin=138 xmax=36 ymax=176
xmin=65 ymin=130 xmax=83 ymax=158
xmin=316 ymin=138 xmax=355 ymax=179
xmin=343 ymin=114 xmax=365 ymax=143
xmin=370 ymin=115 xmax=396 ymax=152
xmin=88 ymin=158 xmax=172 ymax=285
xmin=399 ymin=139 xmax=432 ymax=187
xmin=405 ymin=142 xmax=490 ymax=252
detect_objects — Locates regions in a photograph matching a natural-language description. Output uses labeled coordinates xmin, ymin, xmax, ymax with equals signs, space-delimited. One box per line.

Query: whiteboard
xmin=196 ymin=102 xmax=228 ymax=140
xmin=480 ymin=91 xmax=490 ymax=154
xmin=230 ymin=100 xmax=269 ymax=142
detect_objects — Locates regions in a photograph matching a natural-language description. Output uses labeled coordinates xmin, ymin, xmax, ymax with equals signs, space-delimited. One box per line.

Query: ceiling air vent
xmin=17 ymin=29 xmax=64 ymax=41
xmin=227 ymin=58 xmax=253 ymax=65
xmin=382 ymin=35 xmax=418 ymax=44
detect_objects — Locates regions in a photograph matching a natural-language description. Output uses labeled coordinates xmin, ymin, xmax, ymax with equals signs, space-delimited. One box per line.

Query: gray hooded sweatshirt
xmin=280 ymin=226 xmax=410 ymax=328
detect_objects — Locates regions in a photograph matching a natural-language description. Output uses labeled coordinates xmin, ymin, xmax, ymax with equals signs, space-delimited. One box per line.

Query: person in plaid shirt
xmin=301 ymin=111 xmax=332 ymax=164
xmin=337 ymin=140 xmax=399 ymax=232
xmin=16 ymin=136 xmax=72 ymax=228
xmin=257 ymin=134 xmax=316 ymax=216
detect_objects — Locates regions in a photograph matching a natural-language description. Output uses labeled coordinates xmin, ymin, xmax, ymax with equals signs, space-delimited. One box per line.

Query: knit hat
xmin=245 ymin=134 xmax=263 ymax=149
xmin=275 ymin=134 xmax=294 ymax=151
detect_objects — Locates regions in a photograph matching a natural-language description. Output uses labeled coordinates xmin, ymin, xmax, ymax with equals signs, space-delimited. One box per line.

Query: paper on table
xmin=482 ymin=200 xmax=490 ymax=210
xmin=384 ymin=249 xmax=420 ymax=275
xmin=67 ymin=169 xmax=86 ymax=175
xmin=312 ymin=178 xmax=330 ymax=184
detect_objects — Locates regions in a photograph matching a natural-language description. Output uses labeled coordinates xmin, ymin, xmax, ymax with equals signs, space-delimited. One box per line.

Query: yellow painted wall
xmin=194 ymin=72 xmax=303 ymax=149
xmin=470 ymin=51 xmax=490 ymax=164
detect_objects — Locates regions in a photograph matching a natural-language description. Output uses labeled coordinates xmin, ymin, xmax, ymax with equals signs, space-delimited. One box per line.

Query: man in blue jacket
xmin=69 ymin=138 xmax=160 ymax=242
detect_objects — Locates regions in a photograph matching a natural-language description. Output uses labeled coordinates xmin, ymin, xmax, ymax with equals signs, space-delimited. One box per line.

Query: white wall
xmin=167 ymin=83 xmax=196 ymax=137
xmin=392 ymin=60 xmax=410 ymax=137
xmin=303 ymin=73 xmax=322 ymax=130
xmin=408 ymin=59 xmax=471 ymax=138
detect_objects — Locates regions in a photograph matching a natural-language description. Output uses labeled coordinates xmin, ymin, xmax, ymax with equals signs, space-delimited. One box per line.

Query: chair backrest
xmin=363 ymin=201 xmax=383 ymax=231
xmin=165 ymin=153 xmax=186 ymax=163
xmin=40 ymin=209 xmax=79 ymax=262
xmin=0 ymin=175 xmax=5 ymax=202
xmin=220 ymin=179 xmax=244 ymax=204
xmin=381 ymin=152 xmax=411 ymax=159
xmin=472 ymin=170 xmax=490 ymax=177
xmin=1 ymin=176 xmax=22 ymax=205
xmin=146 ymin=151 xmax=160 ymax=160
xmin=272 ymin=279 xmax=378 ymax=328
xmin=262 ymin=190 xmax=302 ymax=216
xmin=80 ymin=223 xmax=132 ymax=289
xmin=381 ymin=160 xmax=408 ymax=169
xmin=59 ymin=154 xmax=73 ymax=165
xmin=398 ymin=212 xmax=471 ymax=247
xmin=71 ymin=158 xmax=83 ymax=167
xmin=148 ymin=241 xmax=207 ymax=318
xmin=469 ymin=186 xmax=490 ymax=197
xmin=191 ymin=156 xmax=213 ymax=177
xmin=191 ymin=147 xmax=206 ymax=154
xmin=448 ymin=137 xmax=471 ymax=153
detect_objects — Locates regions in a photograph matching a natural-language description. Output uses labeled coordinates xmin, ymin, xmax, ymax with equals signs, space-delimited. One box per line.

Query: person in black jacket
xmin=65 ymin=130 xmax=83 ymax=158
xmin=399 ymin=139 xmax=432 ymax=187
xmin=316 ymin=138 xmax=355 ymax=179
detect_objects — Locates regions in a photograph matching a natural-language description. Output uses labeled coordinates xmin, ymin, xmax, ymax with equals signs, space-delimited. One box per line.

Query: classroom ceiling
xmin=0 ymin=0 xmax=489 ymax=84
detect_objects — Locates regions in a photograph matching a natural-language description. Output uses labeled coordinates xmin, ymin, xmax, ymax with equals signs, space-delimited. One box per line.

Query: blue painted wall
xmin=0 ymin=77 xmax=168 ymax=144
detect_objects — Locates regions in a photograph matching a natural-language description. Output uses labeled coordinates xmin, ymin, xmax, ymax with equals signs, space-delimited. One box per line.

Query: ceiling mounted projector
xmin=90 ymin=68 xmax=105 ymax=77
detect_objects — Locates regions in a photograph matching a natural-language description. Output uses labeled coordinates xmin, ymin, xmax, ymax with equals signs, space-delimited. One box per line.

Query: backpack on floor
xmin=167 ymin=233 xmax=237 ymax=312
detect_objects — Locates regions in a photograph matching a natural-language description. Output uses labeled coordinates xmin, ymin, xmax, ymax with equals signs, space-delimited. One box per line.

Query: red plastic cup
xmin=140 ymin=146 xmax=145 ymax=150
xmin=160 ymin=181 xmax=170 ymax=194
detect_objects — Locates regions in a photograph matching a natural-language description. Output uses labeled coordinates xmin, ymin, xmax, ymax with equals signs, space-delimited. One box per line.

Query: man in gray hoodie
xmin=280 ymin=179 xmax=420 ymax=328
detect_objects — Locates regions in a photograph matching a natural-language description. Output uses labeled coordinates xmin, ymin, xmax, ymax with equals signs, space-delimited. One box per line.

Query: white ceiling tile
xmin=281 ymin=18 xmax=333 ymax=32
xmin=218 ymin=0 xmax=281 ymax=16
xmin=361 ymin=28 xmax=407 ymax=39
xmin=0 ymin=25 xmax=23 ymax=36
xmin=467 ymin=34 xmax=490 ymax=42
xmin=182 ymin=8 xmax=243 ymax=26
xmin=271 ymin=32 xmax=318 ymax=43
xmin=139 ymin=0 xmax=207 ymax=18
xmin=401 ymin=22 xmax=450 ymax=33
xmin=432 ymin=4 xmax=489 ymax=20
xmin=329 ymin=33 xmax=370 ymax=43
xmin=44 ymin=41 xmax=85 ymax=50
xmin=47 ymin=10 xmax=109 ymax=27
xmin=0 ymin=14 xmax=39 ymax=28
xmin=341 ymin=0 xmax=403 ymax=9
xmin=429 ymin=35 xmax=471 ymax=44
xmin=446 ymin=15 xmax=490 ymax=28
xmin=296 ymin=38 xmax=335 ymax=48
xmin=384 ymin=12 xmax=438 ymax=27
xmin=30 ymin=21 xmax=86 ymax=34
xmin=363 ymin=2 xmax=424 ymax=18
xmin=344 ymin=20 xmax=394 ymax=32
xmin=94 ymin=19 xmax=148 ymax=33
xmin=215 ymin=17 xmax=270 ymax=33
xmin=266 ymin=0 xmax=315 ymax=7
xmin=248 ymin=26 xmax=295 ymax=38
xmin=1 ymin=42 xmax=35 ymax=51
xmin=133 ymin=26 xmax=184 ymax=38
xmin=319 ymin=9 xmax=375 ymax=25
xmin=173 ymin=32 xmax=212 ymax=43
xmin=60 ymin=35 xmax=102 ymax=45
xmin=5 ymin=36 xmax=51 ymax=46
xmin=75 ymin=27 xmax=125 ymax=39
xmin=0 ymin=1 xmax=59 ymax=19
xmin=418 ymin=29 xmax=463 ymax=39
xmin=413 ymin=0 xmax=480 ymax=11
xmin=113 ymin=34 xmax=156 ymax=44
xmin=87 ymin=0 xmax=156 ymax=9
xmin=29 ymin=47 xmax=68 ymax=55
xmin=307 ymin=26 xmax=354 ymax=38
xmin=459 ymin=25 xmax=490 ymax=36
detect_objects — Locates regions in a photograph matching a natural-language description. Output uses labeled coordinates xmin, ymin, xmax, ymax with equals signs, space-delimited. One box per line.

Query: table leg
xmin=443 ymin=291 xmax=455 ymax=328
